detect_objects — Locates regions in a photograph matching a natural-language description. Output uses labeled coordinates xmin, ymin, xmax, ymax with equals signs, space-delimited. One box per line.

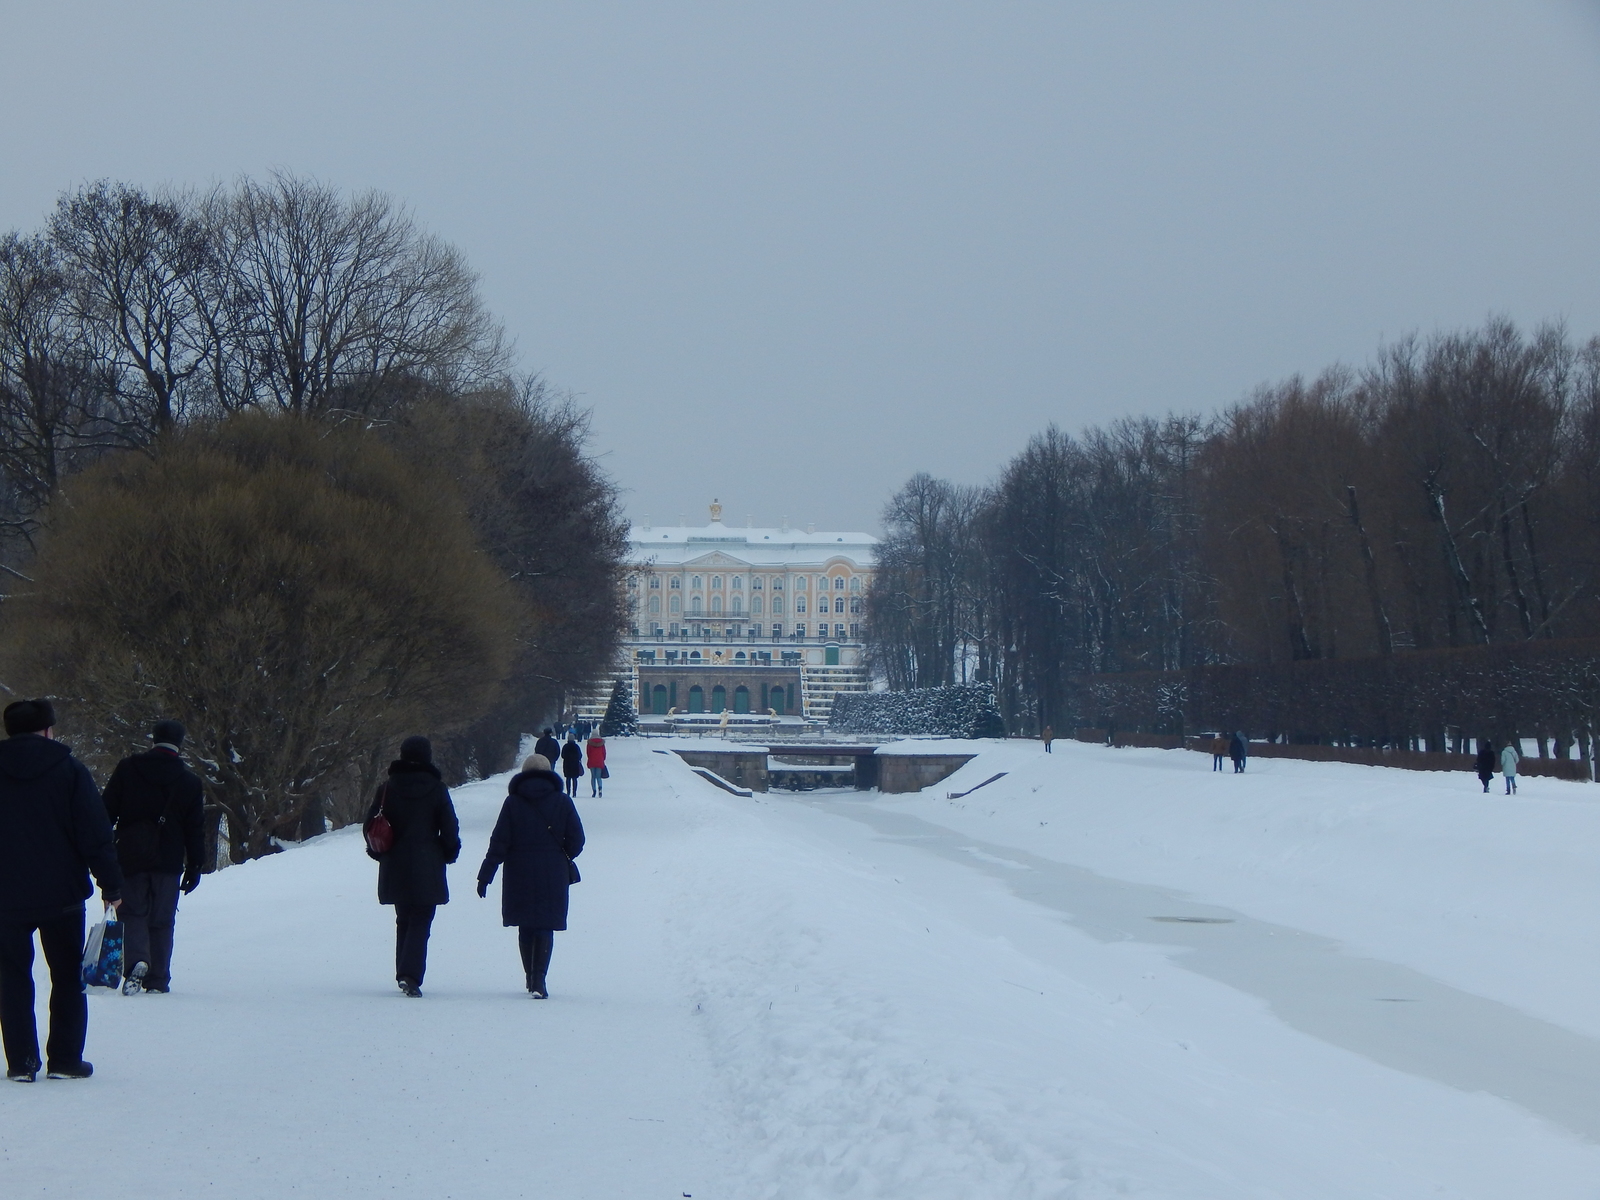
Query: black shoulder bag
xmin=539 ymin=800 xmax=580 ymax=884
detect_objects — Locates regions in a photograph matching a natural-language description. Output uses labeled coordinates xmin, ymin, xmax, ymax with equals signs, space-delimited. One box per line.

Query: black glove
xmin=181 ymin=869 xmax=201 ymax=895
xmin=476 ymin=878 xmax=488 ymax=898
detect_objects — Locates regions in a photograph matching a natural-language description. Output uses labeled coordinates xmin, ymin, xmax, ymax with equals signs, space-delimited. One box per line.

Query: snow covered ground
xmin=4 ymin=737 xmax=1600 ymax=1197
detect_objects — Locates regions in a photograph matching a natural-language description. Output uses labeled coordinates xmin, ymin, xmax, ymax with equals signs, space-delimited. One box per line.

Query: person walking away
xmin=585 ymin=733 xmax=607 ymax=797
xmin=1501 ymin=741 xmax=1521 ymax=795
xmin=1041 ymin=725 xmax=1054 ymax=754
xmin=1475 ymin=739 xmax=1497 ymax=794
xmin=560 ymin=735 xmax=584 ymax=799
xmin=1210 ymin=734 xmax=1229 ymax=771
xmin=102 ymin=719 xmax=205 ymax=995
xmin=477 ymin=753 xmax=585 ymax=998
xmin=0 ymin=699 xmax=122 ymax=1082
xmin=1229 ymin=732 xmax=1247 ymax=773
xmin=534 ymin=728 xmax=561 ymax=768
xmin=363 ymin=736 xmax=460 ymax=998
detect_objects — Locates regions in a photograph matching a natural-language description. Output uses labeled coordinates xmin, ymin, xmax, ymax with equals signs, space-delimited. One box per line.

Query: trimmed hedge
xmin=830 ymin=683 xmax=1006 ymax=739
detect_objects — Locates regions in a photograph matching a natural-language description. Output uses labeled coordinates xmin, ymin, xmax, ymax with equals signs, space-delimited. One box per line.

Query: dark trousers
xmin=1212 ymin=754 xmax=1224 ymax=771
xmin=0 ymin=908 xmax=87 ymax=1072
xmin=121 ymin=872 xmax=181 ymax=988
xmin=564 ymin=774 xmax=580 ymax=797
xmin=394 ymin=904 xmax=436 ymax=985
xmin=1232 ymin=757 xmax=1245 ymax=773
xmin=517 ymin=928 xmax=554 ymax=988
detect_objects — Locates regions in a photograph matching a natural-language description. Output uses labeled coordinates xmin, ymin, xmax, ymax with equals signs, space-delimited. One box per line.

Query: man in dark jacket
xmin=1229 ymin=732 xmax=1247 ymax=773
xmin=363 ymin=736 xmax=461 ymax=997
xmin=0 ymin=699 xmax=122 ymax=1082
xmin=102 ymin=719 xmax=206 ymax=995
xmin=1475 ymin=739 xmax=1497 ymax=793
xmin=533 ymin=728 xmax=562 ymax=768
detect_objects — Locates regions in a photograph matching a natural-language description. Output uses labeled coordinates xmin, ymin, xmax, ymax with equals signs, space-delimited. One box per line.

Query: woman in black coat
xmin=476 ymin=753 xmax=585 ymax=998
xmin=559 ymin=735 xmax=584 ymax=798
xmin=364 ymin=736 xmax=461 ymax=997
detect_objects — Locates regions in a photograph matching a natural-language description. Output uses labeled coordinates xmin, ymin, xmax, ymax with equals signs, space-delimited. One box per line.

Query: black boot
xmin=529 ymin=931 xmax=554 ymax=999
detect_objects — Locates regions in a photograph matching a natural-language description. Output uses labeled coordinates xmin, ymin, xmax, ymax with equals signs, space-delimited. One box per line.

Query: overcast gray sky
xmin=5 ymin=2 xmax=1600 ymax=532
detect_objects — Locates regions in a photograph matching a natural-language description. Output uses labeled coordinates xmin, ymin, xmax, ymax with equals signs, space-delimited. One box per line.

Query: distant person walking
xmin=1041 ymin=725 xmax=1054 ymax=754
xmin=1210 ymin=734 xmax=1229 ymax=772
xmin=477 ymin=753 xmax=586 ymax=999
xmin=0 ymin=699 xmax=122 ymax=1083
xmin=363 ymin=736 xmax=461 ymax=998
xmin=560 ymin=735 xmax=584 ymax=799
xmin=1475 ymin=740 xmax=1497 ymax=793
xmin=1229 ymin=732 xmax=1247 ymax=774
xmin=1501 ymin=742 xmax=1520 ymax=795
xmin=534 ymin=728 xmax=561 ymax=768
xmin=102 ymin=720 xmax=205 ymax=995
xmin=585 ymin=734 xmax=607 ymax=797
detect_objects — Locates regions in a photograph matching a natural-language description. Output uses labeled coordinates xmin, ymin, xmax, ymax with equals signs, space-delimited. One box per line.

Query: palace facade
xmin=620 ymin=502 xmax=877 ymax=723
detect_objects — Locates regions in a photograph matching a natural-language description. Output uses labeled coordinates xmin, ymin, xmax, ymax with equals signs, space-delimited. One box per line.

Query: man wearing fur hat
xmin=0 ymin=698 xmax=122 ymax=1082
xmin=102 ymin=720 xmax=206 ymax=996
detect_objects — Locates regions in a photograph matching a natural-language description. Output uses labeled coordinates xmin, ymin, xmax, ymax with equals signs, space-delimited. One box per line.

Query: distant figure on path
xmin=560 ymin=735 xmax=584 ymax=798
xmin=1041 ymin=725 xmax=1053 ymax=754
xmin=586 ymin=734 xmax=606 ymax=797
xmin=363 ymin=736 xmax=461 ymax=998
xmin=1475 ymin=740 xmax=1497 ymax=793
xmin=477 ymin=753 xmax=586 ymax=998
xmin=1501 ymin=742 xmax=1520 ymax=795
xmin=1210 ymin=734 xmax=1229 ymax=772
xmin=0 ymin=699 xmax=122 ymax=1083
xmin=534 ymin=728 xmax=561 ymax=768
xmin=1229 ymin=732 xmax=1247 ymax=774
xmin=102 ymin=719 xmax=205 ymax=995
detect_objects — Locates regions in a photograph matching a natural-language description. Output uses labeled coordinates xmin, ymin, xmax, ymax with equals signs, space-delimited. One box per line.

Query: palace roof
xmin=627 ymin=520 xmax=877 ymax=568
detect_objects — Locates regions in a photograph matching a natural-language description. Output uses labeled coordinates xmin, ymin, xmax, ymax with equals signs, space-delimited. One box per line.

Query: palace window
xmin=690 ymin=597 xmax=702 ymax=614
xmin=849 ymin=597 xmax=862 ymax=614
xmin=670 ymin=577 xmax=680 ymax=588
xmin=751 ymin=577 xmax=763 ymax=590
xmin=712 ymin=595 xmax=723 ymax=614
xmin=849 ymin=577 xmax=861 ymax=592
xmin=796 ymin=623 xmax=806 ymax=637
xmin=670 ymin=596 xmax=681 ymax=613
xmin=796 ymin=597 xmax=806 ymax=613
xmin=627 ymin=576 xmax=638 ymax=589
xmin=710 ymin=576 xmax=721 ymax=589
xmin=650 ymin=576 xmax=661 ymax=589
xmin=771 ymin=577 xmax=783 ymax=590
xmin=772 ymin=597 xmax=783 ymax=614
xmin=650 ymin=596 xmax=661 ymax=614
xmin=834 ymin=576 xmax=844 ymax=590
xmin=797 ymin=577 xmax=807 ymax=590
xmin=692 ymin=576 xmax=702 ymax=589
xmin=732 ymin=596 xmax=743 ymax=614
xmin=835 ymin=597 xmax=845 ymax=613
xmin=835 ymin=623 xmax=846 ymax=638
xmin=732 ymin=576 xmax=743 ymax=590
xmin=850 ymin=623 xmax=861 ymax=639
xmin=771 ymin=623 xmax=782 ymax=637
xmin=751 ymin=596 xmax=762 ymax=614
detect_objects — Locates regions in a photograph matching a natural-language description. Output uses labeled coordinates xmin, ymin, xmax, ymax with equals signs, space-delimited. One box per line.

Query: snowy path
xmin=4 ymin=738 xmax=1600 ymax=1197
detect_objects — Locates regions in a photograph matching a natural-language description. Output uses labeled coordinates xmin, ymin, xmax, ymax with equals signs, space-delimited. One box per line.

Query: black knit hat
xmin=3 ymin=698 xmax=55 ymax=736
xmin=151 ymin=719 xmax=186 ymax=748
xmin=399 ymin=735 xmax=433 ymax=764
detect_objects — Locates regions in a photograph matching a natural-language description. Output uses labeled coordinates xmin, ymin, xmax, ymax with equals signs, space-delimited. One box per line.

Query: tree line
xmin=866 ymin=318 xmax=1600 ymax=746
xmin=0 ymin=175 xmax=627 ymax=859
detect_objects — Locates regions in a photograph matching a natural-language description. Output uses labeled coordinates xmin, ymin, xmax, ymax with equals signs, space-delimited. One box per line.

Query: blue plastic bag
xmin=81 ymin=914 xmax=123 ymax=990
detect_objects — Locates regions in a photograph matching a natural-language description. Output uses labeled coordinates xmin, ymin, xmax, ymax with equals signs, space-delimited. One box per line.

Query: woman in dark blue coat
xmin=476 ymin=753 xmax=585 ymax=998
xmin=363 ymin=736 xmax=461 ymax=997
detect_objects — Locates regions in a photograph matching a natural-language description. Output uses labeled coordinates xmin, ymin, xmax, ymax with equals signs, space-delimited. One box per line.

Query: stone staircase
xmin=799 ymin=664 xmax=871 ymax=725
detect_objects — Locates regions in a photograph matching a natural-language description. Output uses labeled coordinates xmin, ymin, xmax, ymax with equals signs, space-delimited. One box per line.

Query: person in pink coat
xmin=585 ymin=735 xmax=606 ymax=798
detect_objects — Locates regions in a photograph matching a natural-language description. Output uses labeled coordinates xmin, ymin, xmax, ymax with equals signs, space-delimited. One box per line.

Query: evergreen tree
xmin=599 ymin=677 xmax=638 ymax=736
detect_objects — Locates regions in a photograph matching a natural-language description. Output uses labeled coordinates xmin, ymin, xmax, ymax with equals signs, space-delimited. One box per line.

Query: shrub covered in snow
xmin=830 ymin=682 xmax=1005 ymax=739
